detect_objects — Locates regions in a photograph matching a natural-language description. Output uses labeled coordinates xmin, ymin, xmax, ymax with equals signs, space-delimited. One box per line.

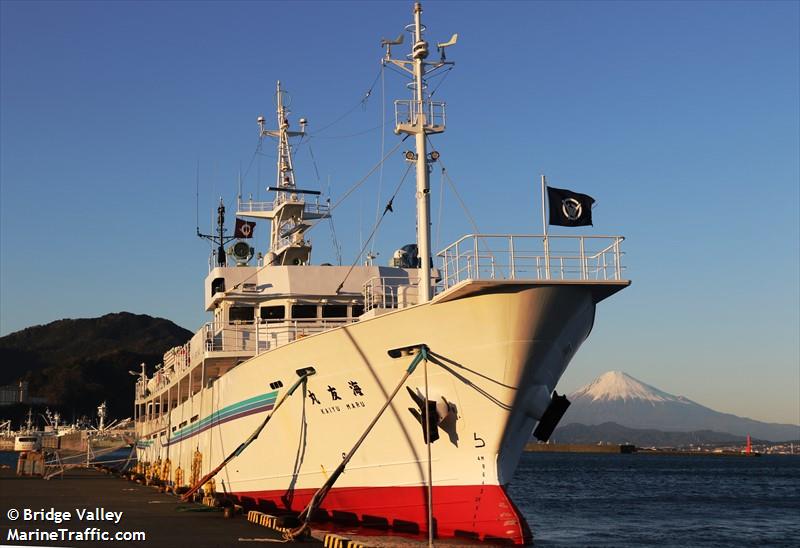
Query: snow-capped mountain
xmin=561 ymin=371 xmax=799 ymax=442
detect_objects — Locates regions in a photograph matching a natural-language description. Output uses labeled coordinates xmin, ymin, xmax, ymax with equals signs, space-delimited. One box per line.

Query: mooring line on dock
xmin=181 ymin=370 xmax=315 ymax=501
xmin=286 ymin=345 xmax=429 ymax=542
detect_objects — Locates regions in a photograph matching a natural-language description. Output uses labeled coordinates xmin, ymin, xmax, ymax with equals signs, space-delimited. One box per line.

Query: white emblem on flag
xmin=561 ymin=198 xmax=583 ymax=221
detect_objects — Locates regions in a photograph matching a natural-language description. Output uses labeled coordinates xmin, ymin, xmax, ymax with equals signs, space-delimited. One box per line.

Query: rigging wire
xmin=382 ymin=61 xmax=414 ymax=81
xmin=426 ymin=135 xmax=483 ymax=236
xmin=370 ymin=64 xmax=387 ymax=259
xmin=435 ymin=162 xmax=445 ymax=252
xmin=195 ymin=160 xmax=200 ymax=234
xmin=432 ymin=140 xmax=502 ymax=272
xmin=308 ymin=69 xmax=382 ymax=136
xmin=329 ymin=139 xmax=405 ymax=213
xmin=334 ymin=162 xmax=413 ymax=294
xmin=326 ymin=176 xmax=342 ymax=265
xmin=428 ymin=66 xmax=453 ymax=98
xmin=308 ymin=144 xmax=343 ymax=266
xmin=242 ymin=138 xmax=264 ymax=180
xmin=306 ymin=125 xmax=381 ymax=140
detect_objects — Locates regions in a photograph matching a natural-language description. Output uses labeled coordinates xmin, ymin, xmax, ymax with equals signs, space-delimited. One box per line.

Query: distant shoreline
xmin=525 ymin=443 xmax=798 ymax=457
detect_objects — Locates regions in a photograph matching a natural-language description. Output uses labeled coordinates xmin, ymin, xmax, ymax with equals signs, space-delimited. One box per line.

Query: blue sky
xmin=1 ymin=1 xmax=798 ymax=425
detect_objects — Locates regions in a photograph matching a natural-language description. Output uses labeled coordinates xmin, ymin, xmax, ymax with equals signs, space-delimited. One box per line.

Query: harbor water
xmin=509 ymin=452 xmax=800 ymax=547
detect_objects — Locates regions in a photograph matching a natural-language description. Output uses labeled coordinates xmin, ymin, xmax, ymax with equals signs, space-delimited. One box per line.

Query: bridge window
xmin=291 ymin=305 xmax=317 ymax=319
xmin=229 ymin=306 xmax=254 ymax=323
xmin=351 ymin=305 xmax=365 ymax=317
xmin=260 ymin=306 xmax=285 ymax=320
xmin=322 ymin=304 xmax=348 ymax=318
xmin=211 ymin=277 xmax=225 ymax=295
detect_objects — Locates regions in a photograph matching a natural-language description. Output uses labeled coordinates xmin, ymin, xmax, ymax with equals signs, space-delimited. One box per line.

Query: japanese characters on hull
xmin=310 ymin=380 xmax=367 ymax=415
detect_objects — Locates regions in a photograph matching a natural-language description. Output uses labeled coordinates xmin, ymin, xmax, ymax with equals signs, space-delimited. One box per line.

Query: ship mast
xmin=264 ymin=81 xmax=303 ymax=254
xmin=384 ymin=2 xmax=456 ymax=302
xmin=239 ymin=82 xmax=328 ymax=266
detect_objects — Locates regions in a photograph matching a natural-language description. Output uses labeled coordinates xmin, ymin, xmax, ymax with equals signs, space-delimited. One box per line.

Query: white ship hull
xmin=136 ymin=280 xmax=624 ymax=543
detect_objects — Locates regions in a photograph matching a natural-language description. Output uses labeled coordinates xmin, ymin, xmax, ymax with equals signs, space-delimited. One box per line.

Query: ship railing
xmin=187 ymin=318 xmax=356 ymax=360
xmin=275 ymin=233 xmax=306 ymax=251
xmin=163 ymin=343 xmax=190 ymax=375
xmin=188 ymin=322 xmax=258 ymax=362
xmin=254 ymin=317 xmax=353 ymax=353
xmin=363 ymin=276 xmax=420 ymax=312
xmin=236 ymin=198 xmax=274 ymax=212
xmin=237 ymin=196 xmax=330 ymax=217
xmin=437 ymin=234 xmax=626 ymax=289
xmin=394 ymin=99 xmax=446 ymax=132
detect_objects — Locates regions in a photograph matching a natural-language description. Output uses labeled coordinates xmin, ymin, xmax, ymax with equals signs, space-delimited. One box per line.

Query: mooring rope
xmin=423 ymin=350 xmax=434 ymax=547
xmin=181 ymin=371 xmax=314 ymax=501
xmin=285 ymin=345 xmax=429 ymax=541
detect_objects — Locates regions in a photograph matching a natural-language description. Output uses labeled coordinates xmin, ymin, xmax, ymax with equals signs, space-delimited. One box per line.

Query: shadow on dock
xmin=0 ymin=467 xmax=321 ymax=546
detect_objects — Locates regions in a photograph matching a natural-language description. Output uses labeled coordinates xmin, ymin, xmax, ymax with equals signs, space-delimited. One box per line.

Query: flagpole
xmin=541 ymin=174 xmax=550 ymax=279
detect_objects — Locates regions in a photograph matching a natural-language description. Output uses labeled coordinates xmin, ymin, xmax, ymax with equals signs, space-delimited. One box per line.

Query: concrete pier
xmin=0 ymin=466 xmax=322 ymax=547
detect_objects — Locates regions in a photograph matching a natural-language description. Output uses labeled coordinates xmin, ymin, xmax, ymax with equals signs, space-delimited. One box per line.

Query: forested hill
xmin=0 ymin=312 xmax=191 ymax=421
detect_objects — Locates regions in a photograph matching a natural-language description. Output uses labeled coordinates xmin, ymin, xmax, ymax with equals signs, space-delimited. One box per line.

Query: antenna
xmin=437 ymin=33 xmax=458 ymax=61
xmin=381 ymin=33 xmax=404 ymax=59
xmin=197 ymin=197 xmax=235 ymax=267
xmin=195 ymin=160 xmax=200 ymax=235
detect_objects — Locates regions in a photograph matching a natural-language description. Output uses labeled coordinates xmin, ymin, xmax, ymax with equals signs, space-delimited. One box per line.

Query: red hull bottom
xmin=232 ymin=484 xmax=532 ymax=545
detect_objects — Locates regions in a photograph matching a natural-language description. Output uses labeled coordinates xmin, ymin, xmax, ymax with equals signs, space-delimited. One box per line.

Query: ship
xmin=134 ymin=3 xmax=630 ymax=544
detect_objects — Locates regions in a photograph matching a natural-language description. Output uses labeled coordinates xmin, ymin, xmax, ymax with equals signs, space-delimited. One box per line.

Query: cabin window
xmin=260 ymin=305 xmax=285 ymax=320
xmin=211 ymin=277 xmax=225 ymax=295
xmin=291 ymin=305 xmax=317 ymax=319
xmin=351 ymin=305 xmax=365 ymax=318
xmin=322 ymin=305 xmax=348 ymax=318
xmin=229 ymin=306 xmax=254 ymax=323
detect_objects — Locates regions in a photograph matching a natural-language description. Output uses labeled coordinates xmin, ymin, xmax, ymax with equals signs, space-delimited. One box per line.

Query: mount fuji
xmin=559 ymin=371 xmax=799 ymax=442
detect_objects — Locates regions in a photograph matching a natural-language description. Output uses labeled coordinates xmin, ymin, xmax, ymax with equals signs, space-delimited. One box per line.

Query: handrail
xmin=139 ymin=317 xmax=358 ymax=399
xmin=363 ymin=276 xmax=420 ymax=312
xmin=437 ymin=233 xmax=626 ymax=288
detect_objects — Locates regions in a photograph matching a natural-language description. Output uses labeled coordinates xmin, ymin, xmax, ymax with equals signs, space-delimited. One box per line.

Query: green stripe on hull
xmin=169 ymin=390 xmax=278 ymax=439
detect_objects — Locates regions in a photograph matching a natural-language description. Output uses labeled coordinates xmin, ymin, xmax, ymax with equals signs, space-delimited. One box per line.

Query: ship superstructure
xmin=134 ymin=3 xmax=629 ymax=544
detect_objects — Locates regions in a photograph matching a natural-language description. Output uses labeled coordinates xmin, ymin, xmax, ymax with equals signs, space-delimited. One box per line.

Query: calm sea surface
xmin=508 ymin=452 xmax=800 ymax=547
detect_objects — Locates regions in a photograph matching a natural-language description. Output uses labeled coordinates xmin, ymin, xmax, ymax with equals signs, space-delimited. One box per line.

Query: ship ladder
xmin=180 ymin=370 xmax=316 ymax=501
xmin=286 ymin=345 xmax=429 ymax=541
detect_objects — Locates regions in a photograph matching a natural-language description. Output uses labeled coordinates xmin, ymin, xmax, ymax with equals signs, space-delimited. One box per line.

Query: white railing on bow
xmin=437 ymin=234 xmax=626 ymax=289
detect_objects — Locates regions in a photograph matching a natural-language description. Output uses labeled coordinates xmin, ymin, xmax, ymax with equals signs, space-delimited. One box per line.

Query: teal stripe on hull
xmin=167 ymin=390 xmax=278 ymax=443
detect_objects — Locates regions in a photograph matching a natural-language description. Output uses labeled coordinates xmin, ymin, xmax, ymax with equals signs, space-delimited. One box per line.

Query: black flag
xmin=234 ymin=218 xmax=256 ymax=238
xmin=547 ymin=186 xmax=595 ymax=227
